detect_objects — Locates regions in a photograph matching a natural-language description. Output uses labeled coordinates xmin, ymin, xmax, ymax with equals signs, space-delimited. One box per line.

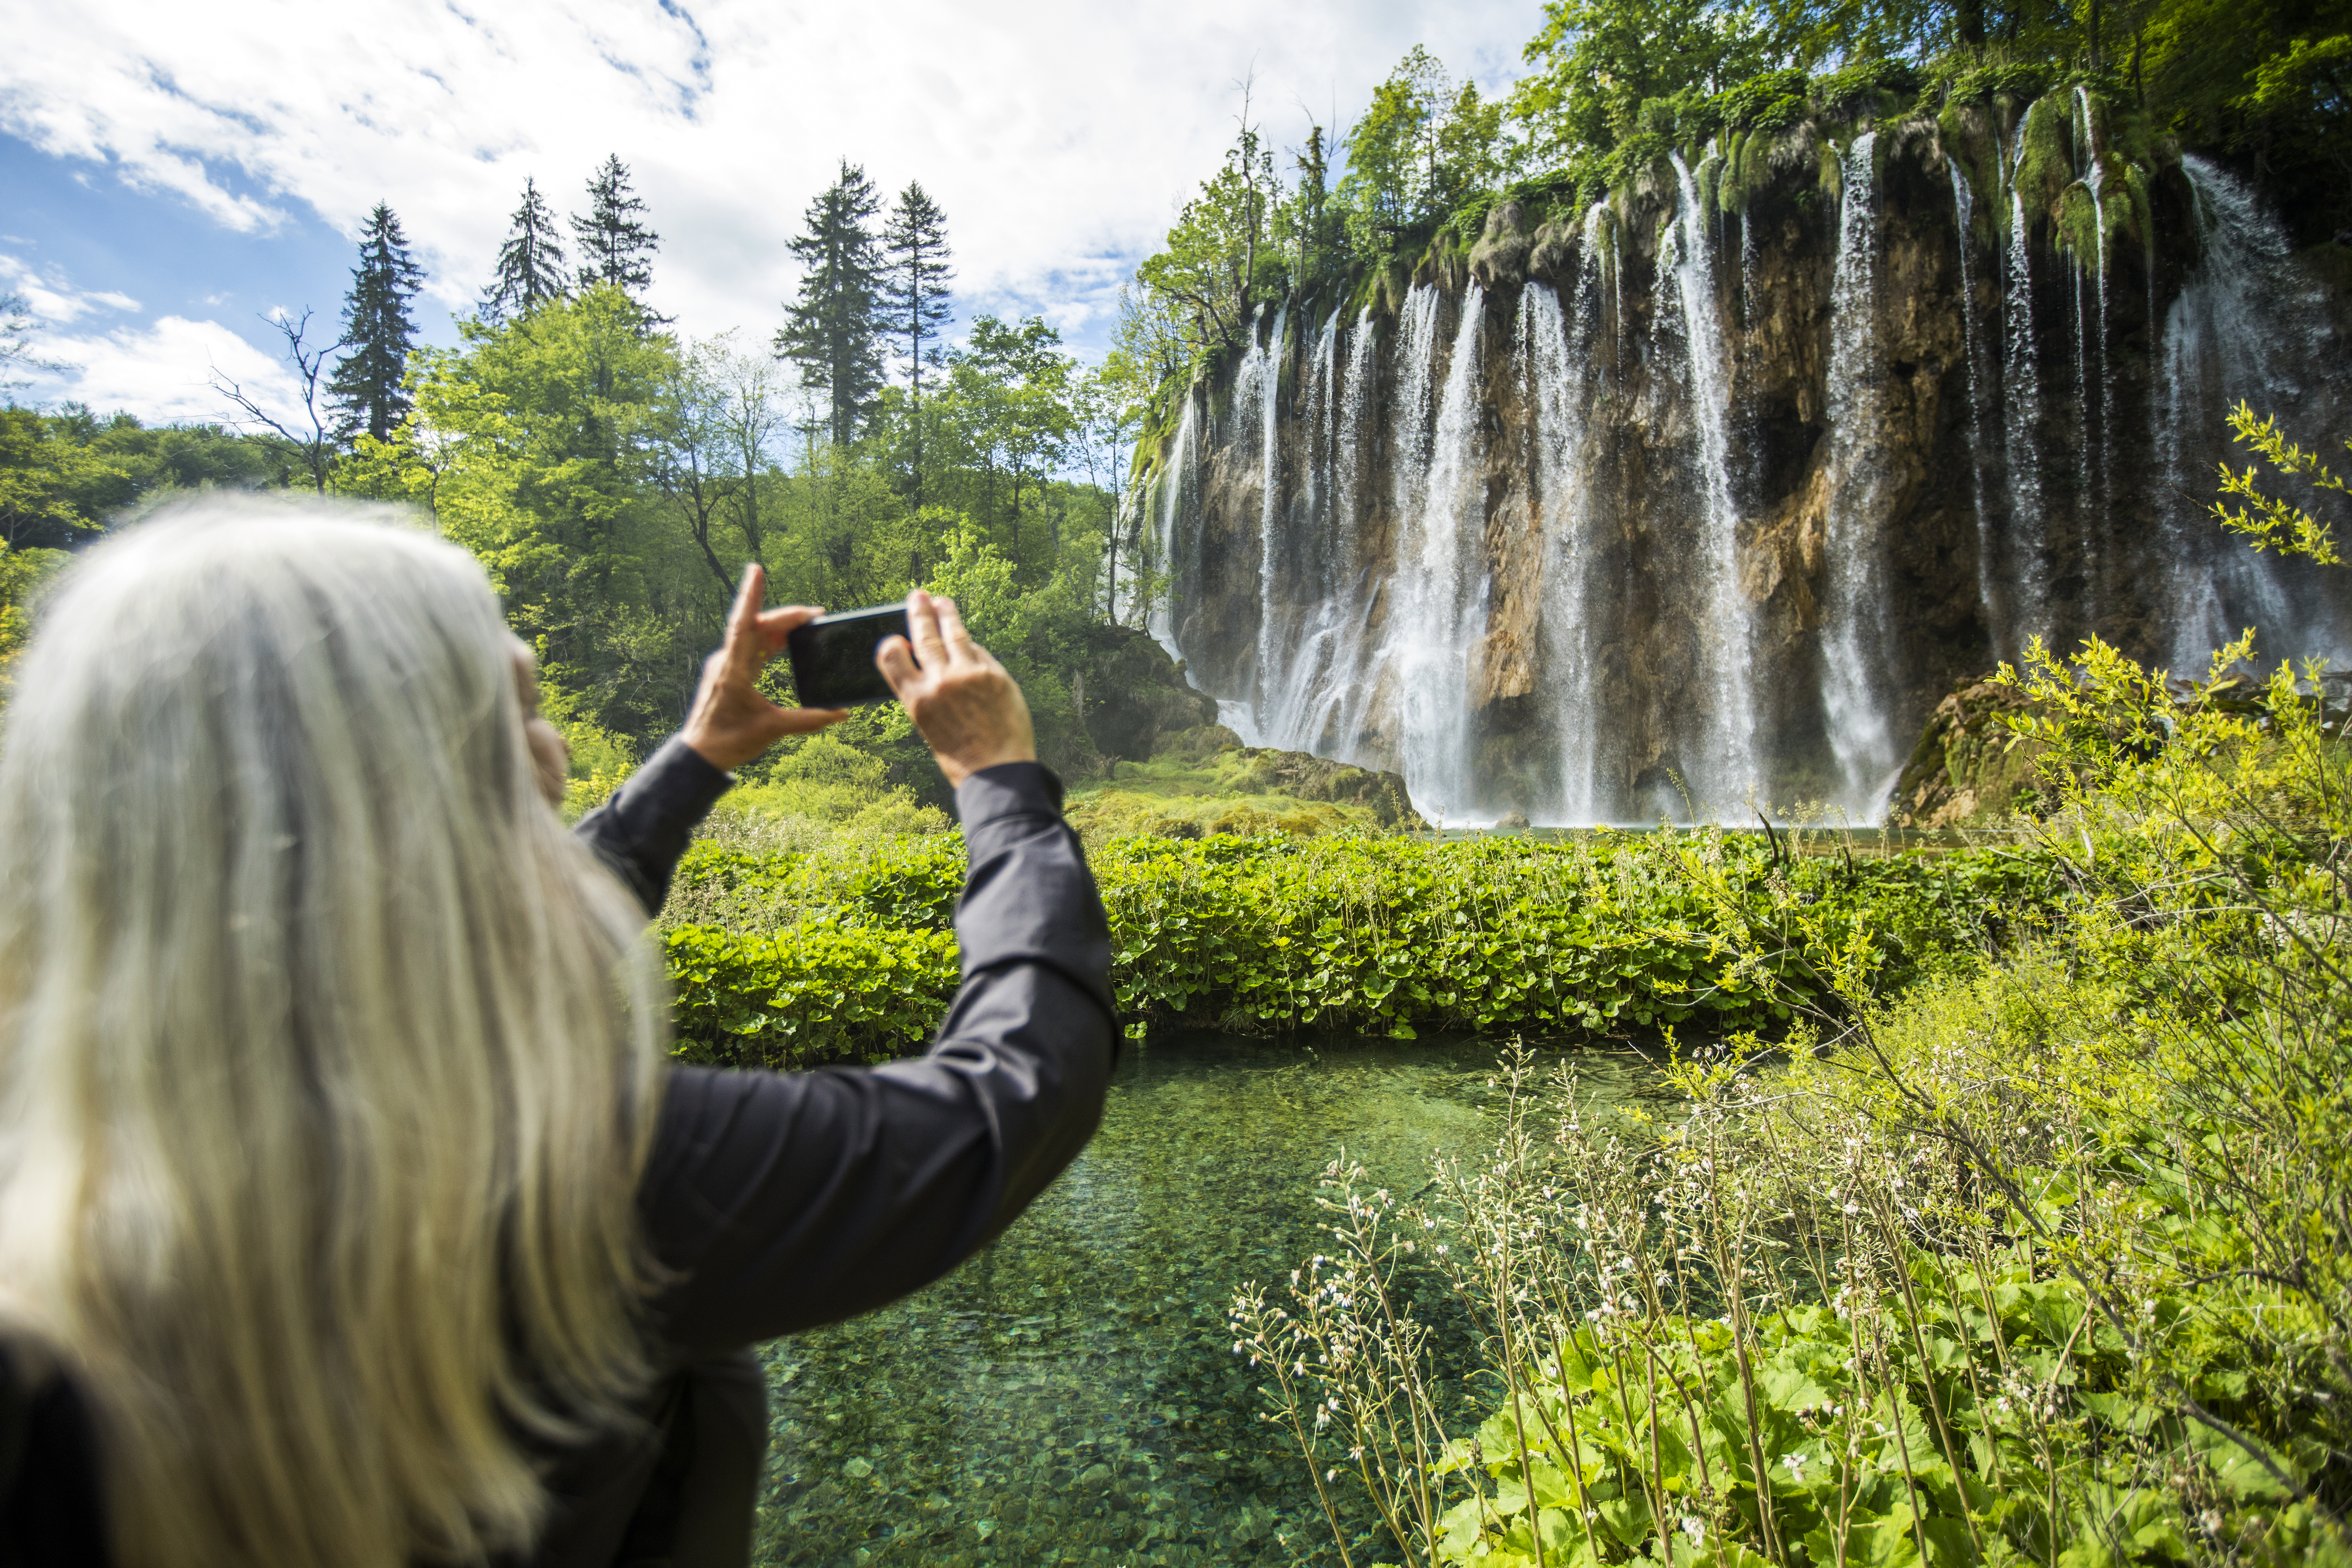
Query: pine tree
xmin=571 ymin=155 xmax=662 ymax=310
xmin=774 ymin=161 xmax=884 ymax=449
xmin=480 ymin=177 xmax=569 ymax=322
xmin=881 ymin=181 xmax=954 ymax=501
xmin=326 ymin=203 xmax=425 ymax=444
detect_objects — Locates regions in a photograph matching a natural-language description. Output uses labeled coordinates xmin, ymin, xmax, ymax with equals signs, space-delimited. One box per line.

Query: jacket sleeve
xmin=634 ymin=761 xmax=1117 ymax=1360
xmin=572 ymin=737 xmax=735 ymax=915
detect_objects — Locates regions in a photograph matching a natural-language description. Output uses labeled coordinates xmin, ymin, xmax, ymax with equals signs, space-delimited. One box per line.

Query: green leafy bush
xmin=659 ymin=828 xmax=2057 ymax=1065
xmin=666 ymin=921 xmax=960 ymax=1069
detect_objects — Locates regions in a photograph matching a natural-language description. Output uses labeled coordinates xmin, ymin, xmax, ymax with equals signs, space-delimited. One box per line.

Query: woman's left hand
xmin=681 ymin=565 xmax=846 ymax=772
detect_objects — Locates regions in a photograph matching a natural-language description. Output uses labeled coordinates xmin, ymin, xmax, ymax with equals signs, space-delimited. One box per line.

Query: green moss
xmin=1695 ymin=150 xmax=1725 ymax=221
xmin=2014 ymin=92 xmax=2075 ymax=223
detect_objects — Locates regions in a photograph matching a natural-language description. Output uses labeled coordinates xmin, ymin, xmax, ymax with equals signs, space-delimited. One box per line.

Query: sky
xmin=1 ymin=0 xmax=1540 ymax=430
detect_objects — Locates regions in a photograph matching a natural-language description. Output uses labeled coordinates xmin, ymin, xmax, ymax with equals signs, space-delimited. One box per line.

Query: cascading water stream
xmin=1950 ymin=162 xmax=2004 ymax=659
xmin=1366 ymin=286 xmax=1486 ymax=822
xmin=1818 ymin=132 xmax=1900 ymax=817
xmin=1664 ymin=152 xmax=1760 ymax=813
xmin=1255 ymin=311 xmax=1362 ymax=755
xmin=2004 ymin=186 xmax=2048 ymax=634
xmin=1523 ymin=277 xmax=1598 ymax=822
xmin=1247 ymin=306 xmax=1289 ymax=723
xmin=1147 ymin=395 xmax=1197 ymax=659
xmin=2156 ymin=155 xmax=2339 ymax=668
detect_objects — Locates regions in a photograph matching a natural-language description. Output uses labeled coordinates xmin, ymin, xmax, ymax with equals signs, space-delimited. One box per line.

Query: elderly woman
xmin=0 ymin=499 xmax=1115 ymax=1567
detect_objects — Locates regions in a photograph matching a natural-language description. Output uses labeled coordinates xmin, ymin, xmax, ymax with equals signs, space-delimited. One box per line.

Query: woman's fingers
xmin=876 ymin=633 xmax=921 ymax=699
xmin=933 ymin=595 xmax=977 ymax=664
xmin=724 ymin=563 xmax=768 ymax=675
xmin=753 ymin=602 xmax=824 ymax=655
xmin=906 ymin=589 xmax=949 ymax=672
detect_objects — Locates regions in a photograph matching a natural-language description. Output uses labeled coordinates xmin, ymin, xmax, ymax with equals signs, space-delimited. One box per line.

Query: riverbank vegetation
xmin=1231 ymin=495 xmax=2351 ymax=1562
xmin=659 ymin=823 xmax=2057 ymax=1067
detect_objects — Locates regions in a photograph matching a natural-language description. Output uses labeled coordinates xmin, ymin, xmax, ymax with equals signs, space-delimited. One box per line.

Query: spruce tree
xmin=481 ymin=177 xmax=569 ymax=322
xmin=571 ymin=155 xmax=662 ymax=310
xmin=326 ymin=203 xmax=425 ymax=444
xmin=774 ymin=161 xmax=884 ymax=449
xmin=881 ymin=181 xmax=954 ymax=501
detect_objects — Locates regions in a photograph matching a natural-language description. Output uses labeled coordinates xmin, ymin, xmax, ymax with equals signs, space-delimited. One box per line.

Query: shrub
xmin=659 ymin=827 xmax=2059 ymax=1064
xmin=666 ymin=921 xmax=959 ymax=1068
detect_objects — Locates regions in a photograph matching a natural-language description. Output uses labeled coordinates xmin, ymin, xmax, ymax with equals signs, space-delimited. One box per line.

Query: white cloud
xmin=20 ymin=313 xmax=305 ymax=425
xmin=0 ymin=254 xmax=140 ymax=324
xmin=0 ymin=0 xmax=1538 ymax=357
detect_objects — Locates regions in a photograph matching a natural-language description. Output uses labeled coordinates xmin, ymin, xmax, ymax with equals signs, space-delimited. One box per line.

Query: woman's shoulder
xmin=0 ymin=1340 xmax=113 ymax=1567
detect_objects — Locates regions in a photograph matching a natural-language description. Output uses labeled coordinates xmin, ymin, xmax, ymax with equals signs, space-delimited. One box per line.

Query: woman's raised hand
xmin=681 ymin=564 xmax=845 ymax=772
xmin=876 ymin=589 xmax=1036 ymax=788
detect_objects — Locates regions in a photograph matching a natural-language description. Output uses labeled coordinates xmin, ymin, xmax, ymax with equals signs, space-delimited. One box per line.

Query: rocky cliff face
xmin=1138 ymin=95 xmax=2351 ymax=825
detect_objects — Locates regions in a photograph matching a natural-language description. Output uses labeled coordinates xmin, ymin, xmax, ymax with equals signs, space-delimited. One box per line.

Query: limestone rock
xmin=1232 ymin=747 xmax=1425 ymax=829
xmin=1885 ymin=678 xmax=2046 ymax=828
xmin=1470 ymin=200 xmax=1534 ymax=289
xmin=1078 ymin=625 xmax=1219 ymax=762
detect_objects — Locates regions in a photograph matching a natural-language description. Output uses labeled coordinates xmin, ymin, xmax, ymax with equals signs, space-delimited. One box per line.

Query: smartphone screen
xmin=786 ymin=604 xmax=910 ymax=708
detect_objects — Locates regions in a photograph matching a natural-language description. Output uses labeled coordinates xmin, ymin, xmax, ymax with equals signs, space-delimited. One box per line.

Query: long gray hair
xmin=0 ymin=498 xmax=668 ymax=1565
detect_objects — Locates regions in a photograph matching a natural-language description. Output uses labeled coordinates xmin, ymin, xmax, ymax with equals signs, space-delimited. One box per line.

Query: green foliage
xmin=0 ymin=539 xmax=65 ymax=708
xmin=776 ymin=159 xmax=886 ymax=447
xmin=480 ymin=176 xmax=570 ymax=323
xmin=666 ymin=920 xmax=960 ymax=1068
xmin=2212 ymin=399 xmax=2346 ymax=564
xmin=1338 ymin=47 xmax=1506 ymax=257
xmin=658 ymin=827 xmax=2055 ymax=1064
xmin=0 ymin=405 xmax=280 ymax=546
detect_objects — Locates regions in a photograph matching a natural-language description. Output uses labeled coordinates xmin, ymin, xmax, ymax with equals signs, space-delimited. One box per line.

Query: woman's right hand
xmin=875 ymin=590 xmax=1037 ymax=788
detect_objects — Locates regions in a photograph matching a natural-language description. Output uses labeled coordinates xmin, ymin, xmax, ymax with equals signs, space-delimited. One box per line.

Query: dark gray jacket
xmin=0 ymin=740 xmax=1117 ymax=1568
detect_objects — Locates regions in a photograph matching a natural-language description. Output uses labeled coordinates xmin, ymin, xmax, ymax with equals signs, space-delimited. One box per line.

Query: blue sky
xmin=1 ymin=0 xmax=1538 ymax=431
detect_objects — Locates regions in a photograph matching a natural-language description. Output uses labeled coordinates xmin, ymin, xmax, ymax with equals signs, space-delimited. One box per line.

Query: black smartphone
xmin=786 ymin=604 xmax=910 ymax=708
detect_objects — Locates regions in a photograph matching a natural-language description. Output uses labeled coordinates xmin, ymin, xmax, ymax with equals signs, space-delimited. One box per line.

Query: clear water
xmin=750 ymin=1032 xmax=1660 ymax=1566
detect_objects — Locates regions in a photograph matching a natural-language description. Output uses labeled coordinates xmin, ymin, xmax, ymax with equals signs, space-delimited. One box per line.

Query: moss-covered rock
xmin=1073 ymin=624 xmax=1219 ymax=763
xmin=1886 ymin=677 xmax=2050 ymax=827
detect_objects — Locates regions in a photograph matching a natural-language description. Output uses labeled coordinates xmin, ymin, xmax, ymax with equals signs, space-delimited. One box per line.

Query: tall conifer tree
xmin=481 ymin=177 xmax=569 ymax=321
xmin=774 ymin=161 xmax=884 ymax=449
xmin=881 ymin=181 xmax=954 ymax=501
xmin=326 ymin=203 xmax=425 ymax=444
xmin=571 ymin=155 xmax=662 ymax=312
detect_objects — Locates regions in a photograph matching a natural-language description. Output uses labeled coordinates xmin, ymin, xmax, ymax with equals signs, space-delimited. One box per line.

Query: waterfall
xmin=1247 ymin=306 xmax=1289 ymax=722
xmin=1818 ymin=132 xmax=1899 ymax=817
xmin=1524 ymin=276 xmax=1598 ymax=821
xmin=1950 ymin=161 xmax=2004 ymax=658
xmin=2003 ymin=186 xmax=2048 ymax=637
xmin=1362 ymin=286 xmax=1487 ymax=822
xmin=2157 ymin=155 xmax=2341 ymax=669
xmin=1254 ymin=310 xmax=1361 ymax=755
xmin=1146 ymin=394 xmax=1197 ymax=660
xmin=1141 ymin=95 xmax=2348 ymax=832
xmin=2075 ymin=88 xmax=2114 ymax=621
xmin=1664 ymin=152 xmax=1760 ymax=814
